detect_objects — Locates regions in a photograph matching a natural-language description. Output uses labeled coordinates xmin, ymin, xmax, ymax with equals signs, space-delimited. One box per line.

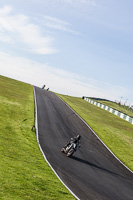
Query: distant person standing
xmin=42 ymin=85 xmax=45 ymax=89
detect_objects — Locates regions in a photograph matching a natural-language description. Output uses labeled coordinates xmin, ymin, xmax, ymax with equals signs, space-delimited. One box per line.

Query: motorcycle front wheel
xmin=67 ymin=149 xmax=74 ymax=157
xmin=61 ymin=147 xmax=65 ymax=153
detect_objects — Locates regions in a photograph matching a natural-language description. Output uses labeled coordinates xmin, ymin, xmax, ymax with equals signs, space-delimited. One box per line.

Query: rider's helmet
xmin=76 ymin=135 xmax=81 ymax=140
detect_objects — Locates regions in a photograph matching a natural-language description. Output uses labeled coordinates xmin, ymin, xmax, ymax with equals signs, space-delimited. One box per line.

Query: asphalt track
xmin=34 ymin=86 xmax=133 ymax=200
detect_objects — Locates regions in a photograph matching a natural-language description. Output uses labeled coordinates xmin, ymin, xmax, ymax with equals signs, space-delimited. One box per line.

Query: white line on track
xmin=33 ymin=87 xmax=80 ymax=200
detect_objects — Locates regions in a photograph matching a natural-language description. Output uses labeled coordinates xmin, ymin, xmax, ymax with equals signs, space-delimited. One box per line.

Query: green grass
xmin=91 ymin=99 xmax=133 ymax=117
xmin=57 ymin=94 xmax=133 ymax=171
xmin=0 ymin=75 xmax=75 ymax=200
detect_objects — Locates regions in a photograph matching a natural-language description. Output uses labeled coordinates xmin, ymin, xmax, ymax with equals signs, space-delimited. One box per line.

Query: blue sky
xmin=0 ymin=0 xmax=133 ymax=105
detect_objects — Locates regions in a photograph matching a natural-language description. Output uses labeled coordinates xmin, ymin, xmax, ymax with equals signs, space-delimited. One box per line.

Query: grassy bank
xmin=57 ymin=94 xmax=133 ymax=171
xmin=0 ymin=75 xmax=74 ymax=200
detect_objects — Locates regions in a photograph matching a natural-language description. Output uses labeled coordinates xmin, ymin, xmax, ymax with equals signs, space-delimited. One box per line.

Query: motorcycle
xmin=61 ymin=142 xmax=77 ymax=157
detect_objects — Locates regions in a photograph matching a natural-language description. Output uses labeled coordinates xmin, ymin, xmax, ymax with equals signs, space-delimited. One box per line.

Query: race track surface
xmin=34 ymin=86 xmax=133 ymax=200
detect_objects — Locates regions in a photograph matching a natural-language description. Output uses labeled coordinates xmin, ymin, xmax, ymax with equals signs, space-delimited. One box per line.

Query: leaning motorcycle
xmin=61 ymin=143 xmax=77 ymax=157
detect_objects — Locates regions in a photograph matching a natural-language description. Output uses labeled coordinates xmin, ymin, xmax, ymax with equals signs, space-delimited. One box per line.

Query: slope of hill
xmin=1 ymin=74 xmax=132 ymax=200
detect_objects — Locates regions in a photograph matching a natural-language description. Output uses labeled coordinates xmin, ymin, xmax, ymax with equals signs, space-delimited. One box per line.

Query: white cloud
xmin=0 ymin=51 xmax=131 ymax=104
xmin=0 ymin=32 xmax=14 ymax=44
xmin=42 ymin=16 xmax=79 ymax=34
xmin=0 ymin=5 xmax=12 ymax=16
xmin=0 ymin=5 xmax=56 ymax=54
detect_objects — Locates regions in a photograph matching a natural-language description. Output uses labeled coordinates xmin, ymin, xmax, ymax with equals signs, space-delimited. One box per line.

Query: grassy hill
xmin=0 ymin=75 xmax=74 ymax=200
xmin=1 ymin=75 xmax=133 ymax=200
xmin=57 ymin=94 xmax=133 ymax=171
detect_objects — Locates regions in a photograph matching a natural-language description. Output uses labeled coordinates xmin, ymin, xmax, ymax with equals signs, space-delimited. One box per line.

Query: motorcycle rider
xmin=63 ymin=135 xmax=81 ymax=152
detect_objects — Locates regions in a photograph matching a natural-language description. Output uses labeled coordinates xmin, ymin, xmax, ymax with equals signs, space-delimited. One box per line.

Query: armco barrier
xmin=84 ymin=97 xmax=133 ymax=125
